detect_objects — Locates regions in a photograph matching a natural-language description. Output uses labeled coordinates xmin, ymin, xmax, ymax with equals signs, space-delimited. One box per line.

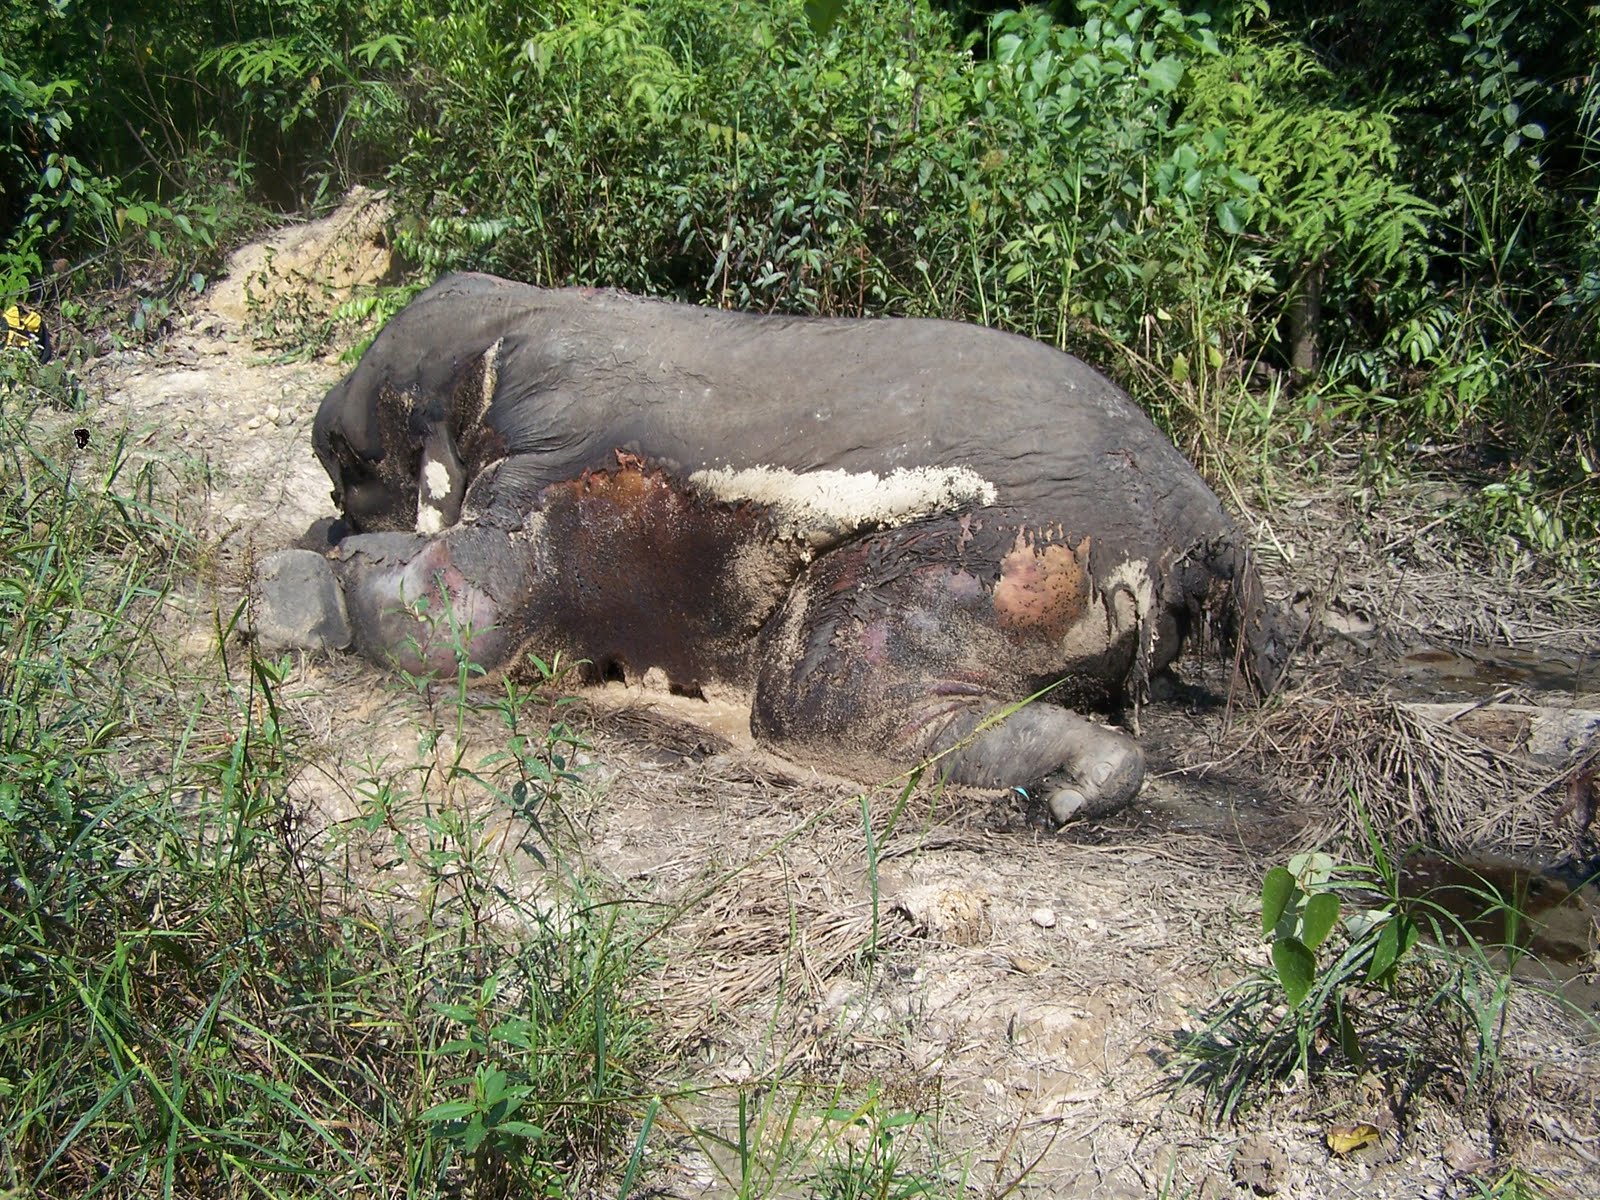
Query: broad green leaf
xmin=1143 ymin=56 xmax=1183 ymax=93
xmin=1272 ymin=936 xmax=1316 ymax=1008
xmin=1287 ymin=851 xmax=1334 ymax=888
xmin=1366 ymin=913 xmax=1416 ymax=984
xmin=478 ymin=1066 xmax=508 ymax=1104
xmin=1300 ymin=892 xmax=1340 ymax=950
xmin=490 ymin=1018 xmax=536 ymax=1049
xmin=1216 ymin=200 xmax=1246 ymax=235
xmin=420 ymin=1099 xmax=478 ymax=1122
xmin=1397 ymin=914 xmax=1420 ymax=959
xmin=803 ymin=0 xmax=846 ymax=36
xmin=1226 ymin=167 xmax=1260 ymax=194
xmin=1345 ymin=907 xmax=1380 ymax=941
xmin=1261 ymin=867 xmax=1296 ymax=935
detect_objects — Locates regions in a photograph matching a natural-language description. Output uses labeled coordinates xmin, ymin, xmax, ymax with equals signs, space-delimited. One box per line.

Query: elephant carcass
xmin=304 ymin=272 xmax=1284 ymax=821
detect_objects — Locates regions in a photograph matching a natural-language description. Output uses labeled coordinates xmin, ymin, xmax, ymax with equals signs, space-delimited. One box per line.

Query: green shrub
xmin=4 ymin=0 xmax=1596 ymax=572
xmin=0 ymin=365 xmax=652 ymax=1196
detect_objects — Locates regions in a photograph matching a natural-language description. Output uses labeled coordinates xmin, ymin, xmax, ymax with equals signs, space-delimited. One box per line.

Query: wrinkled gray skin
xmin=309 ymin=272 xmax=1284 ymax=822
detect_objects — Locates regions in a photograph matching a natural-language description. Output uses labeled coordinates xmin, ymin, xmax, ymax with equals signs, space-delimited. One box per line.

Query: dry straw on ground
xmin=1236 ymin=687 xmax=1571 ymax=855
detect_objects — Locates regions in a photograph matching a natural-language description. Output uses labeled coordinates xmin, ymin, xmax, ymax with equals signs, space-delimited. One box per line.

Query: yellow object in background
xmin=3 ymin=303 xmax=52 ymax=361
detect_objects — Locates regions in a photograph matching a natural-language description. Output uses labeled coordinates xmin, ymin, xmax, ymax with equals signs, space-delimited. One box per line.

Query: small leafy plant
xmin=810 ymin=1097 xmax=945 ymax=1200
xmin=1173 ymin=806 xmax=1527 ymax=1122
xmin=1256 ymin=849 xmax=1422 ymax=1074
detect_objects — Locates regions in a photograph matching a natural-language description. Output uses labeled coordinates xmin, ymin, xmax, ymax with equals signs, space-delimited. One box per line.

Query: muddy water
xmin=1400 ymin=854 xmax=1599 ymax=1009
xmin=1117 ymin=642 xmax=1600 ymax=1015
xmin=1378 ymin=644 xmax=1599 ymax=1010
xmin=1136 ymin=769 xmax=1599 ymax=1012
xmin=1386 ymin=645 xmax=1600 ymax=701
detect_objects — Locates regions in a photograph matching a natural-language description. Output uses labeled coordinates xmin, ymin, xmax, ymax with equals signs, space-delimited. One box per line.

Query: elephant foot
xmin=934 ymin=703 xmax=1145 ymax=823
xmin=1036 ymin=740 xmax=1145 ymax=823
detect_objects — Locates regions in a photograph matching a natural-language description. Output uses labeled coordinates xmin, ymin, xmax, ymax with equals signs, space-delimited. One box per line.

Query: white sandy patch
xmin=690 ymin=463 xmax=997 ymax=547
xmin=416 ymin=503 xmax=444 ymax=535
xmin=423 ymin=459 xmax=451 ymax=500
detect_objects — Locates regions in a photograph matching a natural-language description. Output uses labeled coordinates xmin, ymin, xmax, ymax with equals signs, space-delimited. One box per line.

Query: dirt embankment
xmin=75 ymin=196 xmax=1600 ymax=1199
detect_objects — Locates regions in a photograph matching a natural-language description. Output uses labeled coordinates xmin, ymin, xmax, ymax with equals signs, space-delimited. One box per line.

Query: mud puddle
xmin=1374 ymin=643 xmax=1599 ymax=702
xmin=1401 ymin=852 xmax=1600 ymax=1014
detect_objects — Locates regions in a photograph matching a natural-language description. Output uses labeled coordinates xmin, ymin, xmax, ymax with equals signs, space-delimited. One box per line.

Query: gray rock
xmin=253 ymin=549 xmax=351 ymax=652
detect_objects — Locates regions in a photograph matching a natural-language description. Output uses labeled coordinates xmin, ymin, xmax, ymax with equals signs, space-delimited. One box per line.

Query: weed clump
xmin=1171 ymin=808 xmax=1595 ymax=1129
xmin=0 ymin=362 xmax=653 ymax=1197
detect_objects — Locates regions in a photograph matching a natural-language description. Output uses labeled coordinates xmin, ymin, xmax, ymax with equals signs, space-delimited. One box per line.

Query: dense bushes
xmin=370 ymin=0 xmax=1408 ymax=439
xmin=2 ymin=0 xmax=1597 ymax=562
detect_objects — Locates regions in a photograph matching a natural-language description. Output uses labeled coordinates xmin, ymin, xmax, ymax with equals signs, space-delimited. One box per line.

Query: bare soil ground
xmin=72 ymin=207 xmax=1600 ymax=1199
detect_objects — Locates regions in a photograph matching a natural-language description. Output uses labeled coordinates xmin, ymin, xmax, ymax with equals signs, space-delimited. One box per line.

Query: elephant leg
xmin=328 ymin=524 xmax=534 ymax=678
xmin=926 ymin=702 xmax=1144 ymax=823
xmin=752 ymin=523 xmax=1145 ymax=822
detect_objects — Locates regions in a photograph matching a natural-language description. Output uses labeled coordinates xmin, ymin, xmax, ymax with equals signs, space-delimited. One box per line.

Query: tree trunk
xmin=1286 ymin=259 xmax=1323 ymax=376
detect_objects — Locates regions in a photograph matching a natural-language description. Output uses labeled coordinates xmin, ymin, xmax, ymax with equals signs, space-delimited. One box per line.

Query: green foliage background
xmin=3 ymin=2 xmax=1599 ymax=1193
xmin=3 ymin=0 xmax=1598 ymax=545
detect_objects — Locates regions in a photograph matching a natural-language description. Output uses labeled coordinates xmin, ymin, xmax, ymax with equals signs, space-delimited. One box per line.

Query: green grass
xmin=658 ymin=1080 xmax=962 ymax=1200
xmin=0 ymin=354 xmax=653 ymax=1197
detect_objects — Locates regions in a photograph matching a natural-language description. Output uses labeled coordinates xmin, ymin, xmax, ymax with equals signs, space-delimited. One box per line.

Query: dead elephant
xmin=296 ymin=272 xmax=1284 ymax=821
